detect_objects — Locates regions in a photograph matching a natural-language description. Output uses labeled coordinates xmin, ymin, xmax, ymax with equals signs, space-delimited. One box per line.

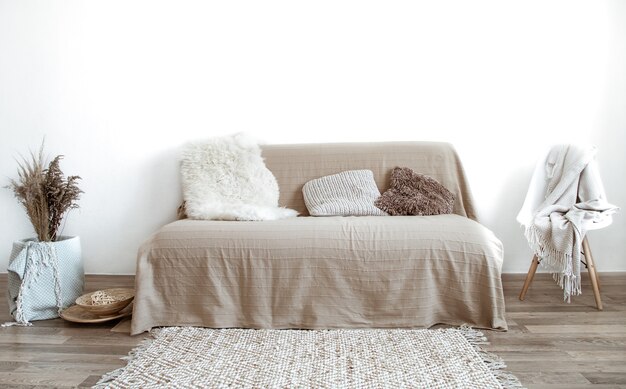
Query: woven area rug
xmin=96 ymin=327 xmax=523 ymax=388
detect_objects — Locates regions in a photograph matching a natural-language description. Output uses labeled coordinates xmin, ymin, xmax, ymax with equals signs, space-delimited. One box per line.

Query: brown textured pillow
xmin=375 ymin=167 xmax=455 ymax=216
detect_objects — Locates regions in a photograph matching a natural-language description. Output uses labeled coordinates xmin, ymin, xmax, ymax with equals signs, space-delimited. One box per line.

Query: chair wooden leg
xmin=582 ymin=237 xmax=601 ymax=292
xmin=519 ymin=255 xmax=540 ymax=301
xmin=582 ymin=237 xmax=603 ymax=311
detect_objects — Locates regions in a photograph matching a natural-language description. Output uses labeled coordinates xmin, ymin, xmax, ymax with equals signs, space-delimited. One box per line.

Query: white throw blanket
xmin=517 ymin=144 xmax=618 ymax=302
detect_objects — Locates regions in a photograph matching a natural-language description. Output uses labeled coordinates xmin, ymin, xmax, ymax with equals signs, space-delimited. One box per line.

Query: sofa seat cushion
xmin=132 ymin=215 xmax=506 ymax=334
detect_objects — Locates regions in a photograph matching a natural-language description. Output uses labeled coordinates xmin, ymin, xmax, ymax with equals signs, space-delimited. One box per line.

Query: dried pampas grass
xmin=7 ymin=142 xmax=82 ymax=242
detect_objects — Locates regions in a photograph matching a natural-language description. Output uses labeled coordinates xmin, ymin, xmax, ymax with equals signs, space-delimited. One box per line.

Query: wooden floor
xmin=0 ymin=273 xmax=624 ymax=388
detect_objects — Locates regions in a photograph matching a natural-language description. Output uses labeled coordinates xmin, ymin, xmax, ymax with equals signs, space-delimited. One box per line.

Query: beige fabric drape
xmin=262 ymin=142 xmax=477 ymax=219
xmin=131 ymin=142 xmax=506 ymax=335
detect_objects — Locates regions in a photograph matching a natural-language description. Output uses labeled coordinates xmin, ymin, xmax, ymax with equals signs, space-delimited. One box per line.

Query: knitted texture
xmin=303 ymin=170 xmax=387 ymax=216
xmin=517 ymin=144 xmax=618 ymax=301
xmin=5 ymin=236 xmax=84 ymax=325
xmin=376 ymin=167 xmax=455 ymax=216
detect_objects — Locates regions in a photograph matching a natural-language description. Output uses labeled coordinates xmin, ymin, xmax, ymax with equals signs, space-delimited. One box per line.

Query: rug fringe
xmin=456 ymin=325 xmax=525 ymax=389
xmin=93 ymin=330 xmax=158 ymax=388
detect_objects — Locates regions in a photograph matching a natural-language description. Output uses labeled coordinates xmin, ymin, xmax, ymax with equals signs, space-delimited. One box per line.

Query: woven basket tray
xmin=75 ymin=288 xmax=135 ymax=316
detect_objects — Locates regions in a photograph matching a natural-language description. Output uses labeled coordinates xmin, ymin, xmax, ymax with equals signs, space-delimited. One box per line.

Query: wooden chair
xmin=518 ymin=236 xmax=603 ymax=310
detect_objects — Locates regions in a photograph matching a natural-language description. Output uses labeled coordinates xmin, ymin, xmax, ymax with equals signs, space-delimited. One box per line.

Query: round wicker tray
xmin=75 ymin=288 xmax=135 ymax=316
xmin=60 ymin=303 xmax=132 ymax=323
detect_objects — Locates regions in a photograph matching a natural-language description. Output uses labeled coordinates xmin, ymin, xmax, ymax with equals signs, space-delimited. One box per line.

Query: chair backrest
xmin=262 ymin=141 xmax=477 ymax=219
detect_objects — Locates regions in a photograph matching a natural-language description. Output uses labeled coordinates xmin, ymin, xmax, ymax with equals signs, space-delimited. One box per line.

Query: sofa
xmin=130 ymin=142 xmax=507 ymax=335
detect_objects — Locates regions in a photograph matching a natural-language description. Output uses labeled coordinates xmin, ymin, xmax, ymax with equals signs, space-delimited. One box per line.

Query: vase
xmin=6 ymin=236 xmax=84 ymax=325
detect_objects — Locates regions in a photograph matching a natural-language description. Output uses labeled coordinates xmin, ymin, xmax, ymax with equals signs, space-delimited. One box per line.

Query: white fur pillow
xmin=303 ymin=170 xmax=388 ymax=216
xmin=181 ymin=134 xmax=297 ymax=221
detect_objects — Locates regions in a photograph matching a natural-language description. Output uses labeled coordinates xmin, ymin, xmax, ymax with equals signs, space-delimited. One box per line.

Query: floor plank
xmin=0 ymin=274 xmax=145 ymax=388
xmin=0 ymin=272 xmax=624 ymax=387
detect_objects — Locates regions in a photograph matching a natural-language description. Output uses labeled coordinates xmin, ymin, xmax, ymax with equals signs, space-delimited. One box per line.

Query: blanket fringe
xmin=455 ymin=325 xmax=525 ymax=389
xmin=0 ymin=321 xmax=32 ymax=327
xmin=524 ymin=225 xmax=581 ymax=302
xmin=4 ymin=241 xmax=65 ymax=327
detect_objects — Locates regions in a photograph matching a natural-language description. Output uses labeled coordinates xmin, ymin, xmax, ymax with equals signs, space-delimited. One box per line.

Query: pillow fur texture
xmin=375 ymin=167 xmax=455 ymax=216
xmin=181 ymin=133 xmax=298 ymax=221
xmin=303 ymin=170 xmax=388 ymax=216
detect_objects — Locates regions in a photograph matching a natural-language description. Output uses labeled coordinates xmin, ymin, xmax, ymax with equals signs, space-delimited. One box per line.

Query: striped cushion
xmin=302 ymin=170 xmax=387 ymax=216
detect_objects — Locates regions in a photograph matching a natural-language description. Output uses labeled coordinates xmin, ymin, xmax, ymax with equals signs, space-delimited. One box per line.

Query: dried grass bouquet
xmin=7 ymin=143 xmax=82 ymax=242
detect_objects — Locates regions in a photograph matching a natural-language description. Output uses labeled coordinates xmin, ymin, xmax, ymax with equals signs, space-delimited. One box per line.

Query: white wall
xmin=1 ymin=0 xmax=624 ymax=274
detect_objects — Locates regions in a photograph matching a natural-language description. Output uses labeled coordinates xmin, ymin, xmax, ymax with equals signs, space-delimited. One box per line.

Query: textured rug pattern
xmin=97 ymin=327 xmax=523 ymax=388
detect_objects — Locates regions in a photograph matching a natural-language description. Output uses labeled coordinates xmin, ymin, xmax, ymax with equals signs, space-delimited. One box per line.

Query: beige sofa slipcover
xmin=131 ymin=142 xmax=507 ymax=335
